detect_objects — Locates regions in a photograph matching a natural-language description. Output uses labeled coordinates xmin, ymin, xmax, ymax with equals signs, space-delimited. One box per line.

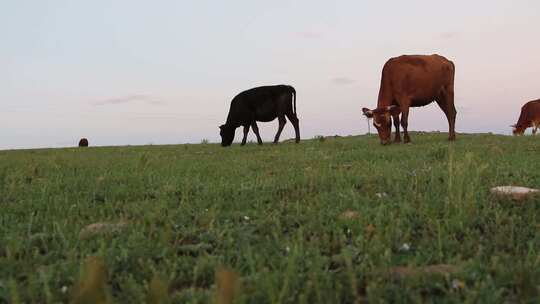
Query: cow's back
xmin=380 ymin=54 xmax=454 ymax=106
xmin=231 ymin=86 xmax=278 ymax=113
xmin=234 ymin=85 xmax=289 ymax=102
xmin=519 ymin=100 xmax=540 ymax=123
xmin=227 ymin=85 xmax=293 ymax=124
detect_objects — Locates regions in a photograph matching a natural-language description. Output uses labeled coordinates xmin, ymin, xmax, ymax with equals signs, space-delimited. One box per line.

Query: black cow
xmin=78 ymin=138 xmax=89 ymax=147
xmin=219 ymin=85 xmax=300 ymax=146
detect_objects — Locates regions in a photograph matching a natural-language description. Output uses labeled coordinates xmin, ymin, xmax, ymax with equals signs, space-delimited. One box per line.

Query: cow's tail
xmin=289 ymin=85 xmax=297 ymax=115
xmin=449 ymin=60 xmax=456 ymax=86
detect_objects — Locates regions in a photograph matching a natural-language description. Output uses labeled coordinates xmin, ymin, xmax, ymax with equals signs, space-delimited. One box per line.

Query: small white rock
xmin=490 ymin=186 xmax=539 ymax=201
xmin=79 ymin=221 xmax=129 ymax=240
xmin=339 ymin=210 xmax=360 ymax=220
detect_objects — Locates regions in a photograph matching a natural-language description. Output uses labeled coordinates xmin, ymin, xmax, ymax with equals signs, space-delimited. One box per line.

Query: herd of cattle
xmin=78 ymin=54 xmax=539 ymax=147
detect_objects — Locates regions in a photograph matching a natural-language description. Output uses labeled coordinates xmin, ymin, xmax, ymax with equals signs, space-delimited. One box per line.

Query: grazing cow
xmin=512 ymin=99 xmax=540 ymax=135
xmin=219 ymin=85 xmax=300 ymax=147
xmin=362 ymin=54 xmax=456 ymax=144
xmin=78 ymin=138 xmax=89 ymax=147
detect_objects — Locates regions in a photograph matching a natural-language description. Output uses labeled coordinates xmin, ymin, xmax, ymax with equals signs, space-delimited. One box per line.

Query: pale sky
xmin=2 ymin=0 xmax=539 ymax=150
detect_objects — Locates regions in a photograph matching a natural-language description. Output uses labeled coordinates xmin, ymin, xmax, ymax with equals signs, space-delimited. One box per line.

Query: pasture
xmin=0 ymin=133 xmax=538 ymax=303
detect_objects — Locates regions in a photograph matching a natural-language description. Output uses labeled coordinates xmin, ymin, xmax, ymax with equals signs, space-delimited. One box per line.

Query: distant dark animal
xmin=78 ymin=138 xmax=89 ymax=147
xmin=512 ymin=99 xmax=540 ymax=135
xmin=362 ymin=54 xmax=456 ymax=144
xmin=219 ymin=85 xmax=300 ymax=147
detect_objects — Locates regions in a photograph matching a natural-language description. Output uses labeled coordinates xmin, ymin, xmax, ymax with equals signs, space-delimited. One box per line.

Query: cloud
xmin=330 ymin=77 xmax=356 ymax=85
xmin=92 ymin=94 xmax=165 ymax=106
xmin=295 ymin=31 xmax=323 ymax=39
xmin=438 ymin=32 xmax=460 ymax=40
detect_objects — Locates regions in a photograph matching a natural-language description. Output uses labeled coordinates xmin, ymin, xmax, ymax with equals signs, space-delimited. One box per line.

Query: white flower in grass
xmin=399 ymin=243 xmax=411 ymax=252
xmin=243 ymin=215 xmax=250 ymax=221
xmin=285 ymin=246 xmax=290 ymax=253
xmin=375 ymin=192 xmax=388 ymax=198
xmin=61 ymin=286 xmax=68 ymax=293
xmin=451 ymin=279 xmax=465 ymax=290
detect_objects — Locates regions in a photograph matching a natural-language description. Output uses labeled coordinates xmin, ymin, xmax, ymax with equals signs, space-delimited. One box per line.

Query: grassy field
xmin=0 ymin=133 xmax=539 ymax=303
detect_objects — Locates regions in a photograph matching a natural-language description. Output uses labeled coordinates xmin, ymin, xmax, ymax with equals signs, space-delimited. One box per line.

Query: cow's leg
xmin=533 ymin=124 xmax=538 ymax=135
xmin=286 ymin=112 xmax=300 ymax=143
xmin=241 ymin=125 xmax=250 ymax=145
xmin=273 ymin=116 xmax=287 ymax=144
xmin=436 ymin=88 xmax=457 ymax=141
xmin=399 ymin=106 xmax=411 ymax=143
xmin=251 ymin=121 xmax=263 ymax=145
xmin=392 ymin=113 xmax=401 ymax=143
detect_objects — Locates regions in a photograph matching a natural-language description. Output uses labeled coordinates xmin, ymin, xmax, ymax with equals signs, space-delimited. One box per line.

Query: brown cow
xmin=362 ymin=54 xmax=456 ymax=144
xmin=512 ymin=99 xmax=540 ymax=135
xmin=78 ymin=138 xmax=89 ymax=147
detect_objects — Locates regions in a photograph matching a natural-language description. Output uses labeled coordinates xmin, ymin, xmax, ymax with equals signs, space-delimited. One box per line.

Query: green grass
xmin=0 ymin=133 xmax=539 ymax=303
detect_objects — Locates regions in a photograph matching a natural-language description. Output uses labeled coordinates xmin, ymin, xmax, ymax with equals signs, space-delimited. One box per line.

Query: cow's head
xmin=362 ymin=105 xmax=401 ymax=145
xmin=219 ymin=124 xmax=235 ymax=147
xmin=511 ymin=124 xmax=525 ymax=135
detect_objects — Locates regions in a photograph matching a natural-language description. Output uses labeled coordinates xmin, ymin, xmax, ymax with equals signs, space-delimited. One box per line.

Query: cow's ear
xmin=509 ymin=124 xmax=516 ymax=128
xmin=387 ymin=105 xmax=401 ymax=115
xmin=362 ymin=108 xmax=374 ymax=118
xmin=219 ymin=125 xmax=225 ymax=130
